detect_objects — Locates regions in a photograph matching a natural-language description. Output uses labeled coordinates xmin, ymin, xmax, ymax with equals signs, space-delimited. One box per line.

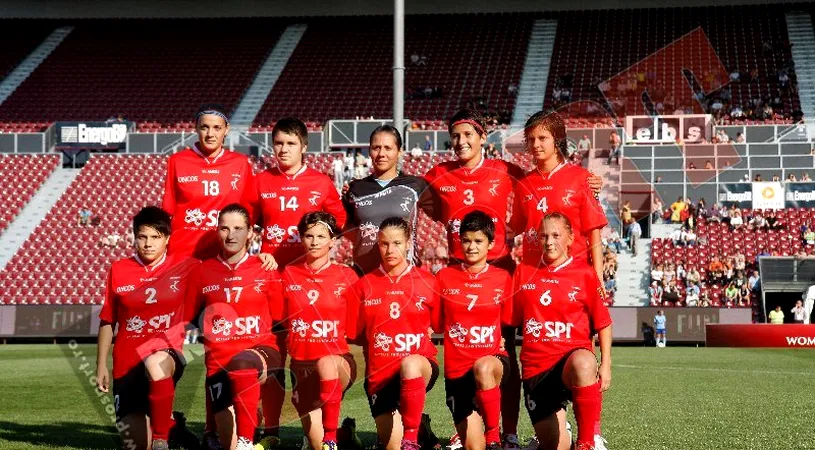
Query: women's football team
xmin=96 ymin=105 xmax=612 ymax=450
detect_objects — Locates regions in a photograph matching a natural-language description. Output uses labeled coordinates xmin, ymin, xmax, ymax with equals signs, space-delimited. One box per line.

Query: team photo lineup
xmin=95 ymin=106 xmax=611 ymax=450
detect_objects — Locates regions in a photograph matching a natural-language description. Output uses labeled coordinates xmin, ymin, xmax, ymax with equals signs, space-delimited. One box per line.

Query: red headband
xmin=451 ymin=119 xmax=485 ymax=135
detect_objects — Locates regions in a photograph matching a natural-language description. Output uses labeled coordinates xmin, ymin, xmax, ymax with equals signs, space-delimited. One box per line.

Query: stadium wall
xmin=0 ymin=305 xmax=752 ymax=342
xmin=0 ymin=0 xmax=811 ymax=18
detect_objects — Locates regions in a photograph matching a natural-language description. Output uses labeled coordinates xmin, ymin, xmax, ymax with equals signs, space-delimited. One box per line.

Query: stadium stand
xmin=546 ymin=6 xmax=799 ymax=124
xmin=0 ymin=19 xmax=285 ymax=133
xmin=252 ymin=14 xmax=532 ymax=126
xmin=0 ymin=155 xmax=165 ymax=305
xmin=0 ymin=20 xmax=57 ymax=81
xmin=0 ymin=154 xmax=60 ymax=235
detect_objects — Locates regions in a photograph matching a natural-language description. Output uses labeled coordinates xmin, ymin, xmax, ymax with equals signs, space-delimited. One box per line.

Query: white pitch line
xmin=615 ymin=363 xmax=812 ymax=376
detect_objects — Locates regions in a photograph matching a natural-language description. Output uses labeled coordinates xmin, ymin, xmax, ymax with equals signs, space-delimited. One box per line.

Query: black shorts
xmin=502 ymin=326 xmax=520 ymax=358
xmin=522 ymin=350 xmax=581 ymax=424
xmin=365 ymin=359 xmax=439 ymax=418
xmin=112 ymin=348 xmax=186 ymax=420
xmin=205 ymin=346 xmax=281 ymax=413
xmin=289 ymin=354 xmax=358 ymax=416
xmin=444 ymin=354 xmax=510 ymax=424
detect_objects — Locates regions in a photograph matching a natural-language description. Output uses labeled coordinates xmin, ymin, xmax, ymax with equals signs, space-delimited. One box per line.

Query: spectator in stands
xmin=699 ymin=292 xmax=712 ymax=307
xmin=651 ymin=264 xmax=665 ymax=283
xmin=653 ymin=198 xmax=665 ymax=223
xmin=735 ymin=132 xmax=746 ymax=143
xmin=603 ymin=250 xmax=617 ymax=279
xmin=729 ymin=69 xmax=740 ymax=81
xmin=734 ymin=253 xmax=746 ymax=272
xmin=685 ymin=283 xmax=700 ymax=306
xmin=409 ymin=142 xmax=423 ymax=159
xmin=766 ymin=210 xmax=781 ymax=230
xmin=754 ymin=174 xmax=764 ymax=182
xmin=804 ymin=226 xmax=815 ymax=246
xmin=628 ymin=220 xmax=642 ymax=256
xmin=662 ymin=262 xmax=675 ymax=285
xmin=778 ymin=71 xmax=790 ymax=88
xmin=663 ymin=280 xmax=681 ymax=306
xmin=249 ymin=232 xmax=262 ymax=255
xmin=756 ymin=248 xmax=771 ymax=264
xmin=709 ymin=256 xmax=725 ymax=283
xmin=675 ymin=261 xmax=687 ymax=281
xmin=791 ymin=300 xmax=806 ymax=323
xmin=670 ymin=197 xmax=685 ymax=223
xmin=655 ymin=175 xmax=663 ymax=184
xmin=729 ymin=206 xmax=744 ymax=230
xmin=738 ymin=283 xmax=751 ymax=306
xmin=716 ymin=129 xmax=730 ymax=143
xmin=686 ymin=266 xmax=701 ymax=286
xmin=748 ymin=212 xmax=768 ymax=231
xmin=768 ymin=305 xmax=785 ymax=324
xmin=603 ymin=273 xmax=617 ymax=294
xmin=680 ymin=227 xmax=697 ymax=246
xmin=708 ymin=202 xmax=723 ymax=223
xmin=422 ymin=239 xmax=436 ymax=262
xmin=508 ymin=83 xmax=518 ymax=96
xmin=606 ymin=228 xmax=622 ymax=253
xmin=724 ymin=282 xmax=739 ymax=306
xmin=608 ymin=131 xmax=621 ymax=165
xmin=687 ymin=162 xmax=697 ymax=170
xmin=577 ymin=135 xmax=592 ymax=153
xmin=723 ymin=256 xmax=735 ymax=282
xmin=410 ymin=53 xmax=420 ymax=65
xmin=772 ymin=174 xmax=781 ymax=182
xmin=485 ymin=143 xmax=500 ymax=159
xmin=696 ymin=198 xmax=709 ymax=219
xmin=649 ymin=281 xmax=663 ymax=307
xmin=704 ymin=160 xmax=714 ymax=170
xmin=354 ymin=150 xmax=368 ymax=179
xmin=787 ymin=173 xmax=798 ymax=182
xmin=78 ymin=207 xmax=92 ymax=226
xmin=430 ymin=257 xmax=444 ymax=275
xmin=331 ymin=154 xmax=346 ymax=191
xmin=669 ymin=227 xmax=683 ymax=246
xmin=124 ymin=228 xmax=135 ymax=248
xmin=343 ymin=151 xmax=355 ymax=181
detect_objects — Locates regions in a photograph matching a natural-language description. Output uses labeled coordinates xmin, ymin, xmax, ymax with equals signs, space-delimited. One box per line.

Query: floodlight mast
xmin=394 ymin=0 xmax=405 ymax=136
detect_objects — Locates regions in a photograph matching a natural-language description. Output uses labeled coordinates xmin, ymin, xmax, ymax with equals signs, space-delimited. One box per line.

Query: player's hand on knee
xmin=258 ymin=253 xmax=278 ymax=271
xmin=96 ymin=365 xmax=110 ymax=393
xmin=598 ymin=362 xmax=611 ymax=392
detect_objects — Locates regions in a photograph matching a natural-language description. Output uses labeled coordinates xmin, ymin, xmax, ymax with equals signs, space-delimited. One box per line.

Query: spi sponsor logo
xmin=126 ymin=316 xmax=147 ymax=333
xmin=148 ymin=313 xmax=174 ymax=330
xmin=184 ymin=208 xmax=219 ymax=227
xmin=291 ymin=318 xmax=340 ymax=338
xmin=448 ymin=323 xmax=496 ymax=345
xmin=360 ymin=222 xmax=379 ymax=240
xmin=372 ymin=332 xmax=423 ymax=352
xmin=449 ymin=218 xmax=461 ymax=235
xmin=211 ymin=316 xmax=261 ymax=337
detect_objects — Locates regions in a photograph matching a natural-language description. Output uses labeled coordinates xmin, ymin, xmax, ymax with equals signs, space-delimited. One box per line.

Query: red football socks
xmin=399 ymin=377 xmax=426 ymax=442
xmin=320 ymin=378 xmax=343 ymax=442
xmin=229 ymin=369 xmax=261 ymax=442
xmin=572 ymin=381 xmax=601 ymax=446
xmin=148 ymin=378 xmax=175 ymax=441
xmin=594 ymin=391 xmax=603 ymax=436
xmin=476 ymin=386 xmax=502 ymax=444
xmin=261 ymin=371 xmax=285 ymax=437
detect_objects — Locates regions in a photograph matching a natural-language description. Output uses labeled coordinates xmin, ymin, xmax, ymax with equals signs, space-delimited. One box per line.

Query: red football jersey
xmin=345 ymin=266 xmax=440 ymax=394
xmin=100 ymin=253 xmax=199 ymax=379
xmin=510 ymin=257 xmax=612 ymax=380
xmin=281 ymin=261 xmax=359 ymax=361
xmin=510 ymin=163 xmax=607 ymax=265
xmin=424 ymin=158 xmax=525 ymax=260
xmin=185 ymin=254 xmax=283 ymax=376
xmin=437 ymin=264 xmax=513 ymax=379
xmin=254 ymin=166 xmax=347 ymax=268
xmin=162 ymin=144 xmax=256 ymax=260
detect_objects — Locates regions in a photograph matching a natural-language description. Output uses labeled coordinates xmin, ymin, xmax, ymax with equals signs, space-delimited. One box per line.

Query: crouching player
xmin=96 ymin=206 xmax=200 ymax=450
xmin=511 ymin=213 xmax=612 ymax=450
xmin=436 ymin=211 xmax=513 ymax=450
xmin=279 ymin=212 xmax=359 ymax=450
xmin=185 ymin=204 xmax=284 ymax=450
xmin=345 ymin=217 xmax=441 ymax=450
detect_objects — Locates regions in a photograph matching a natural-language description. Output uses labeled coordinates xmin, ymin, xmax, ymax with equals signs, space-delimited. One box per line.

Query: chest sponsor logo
xmin=448 ymin=323 xmax=496 ymax=345
xmin=525 ymin=318 xmax=573 ymax=339
xmin=360 ymin=222 xmax=379 ymax=240
xmin=125 ymin=313 xmax=175 ymax=333
xmin=373 ymin=332 xmax=423 ymax=352
xmin=184 ymin=208 xmax=219 ymax=227
xmin=211 ymin=316 xmax=260 ymax=337
xmin=291 ymin=318 xmax=340 ymax=338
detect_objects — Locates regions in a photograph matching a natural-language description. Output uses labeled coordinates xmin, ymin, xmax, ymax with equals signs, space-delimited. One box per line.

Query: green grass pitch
xmin=0 ymin=344 xmax=813 ymax=450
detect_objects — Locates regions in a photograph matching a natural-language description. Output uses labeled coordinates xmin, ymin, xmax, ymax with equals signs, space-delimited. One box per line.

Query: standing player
xmin=511 ymin=213 xmax=612 ymax=450
xmin=343 ymin=126 xmax=434 ymax=275
xmin=253 ymin=117 xmax=347 ymax=449
xmin=653 ymin=310 xmax=667 ymax=347
xmin=424 ymin=109 xmax=602 ymax=450
xmin=345 ymin=217 xmax=440 ymax=450
xmin=162 ymin=104 xmax=257 ymax=260
xmin=510 ymin=110 xmax=607 ymax=280
xmin=279 ymin=212 xmax=359 ymax=450
xmin=436 ymin=211 xmax=513 ymax=450
xmin=96 ymin=206 xmax=200 ymax=450
xmin=185 ymin=204 xmax=284 ymax=450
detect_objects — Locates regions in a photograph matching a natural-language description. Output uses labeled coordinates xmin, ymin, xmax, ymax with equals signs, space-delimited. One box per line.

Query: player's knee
xmin=566 ymin=350 xmax=598 ymax=385
xmin=473 ymin=357 xmax=499 ymax=384
xmin=316 ymin=355 xmax=340 ymax=377
xmin=399 ymin=355 xmax=427 ymax=379
xmin=143 ymin=352 xmax=173 ymax=381
xmin=226 ymin=350 xmax=263 ymax=373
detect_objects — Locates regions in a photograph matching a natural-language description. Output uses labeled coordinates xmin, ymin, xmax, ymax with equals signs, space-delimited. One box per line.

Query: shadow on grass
xmin=0 ymin=420 xmax=380 ymax=450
